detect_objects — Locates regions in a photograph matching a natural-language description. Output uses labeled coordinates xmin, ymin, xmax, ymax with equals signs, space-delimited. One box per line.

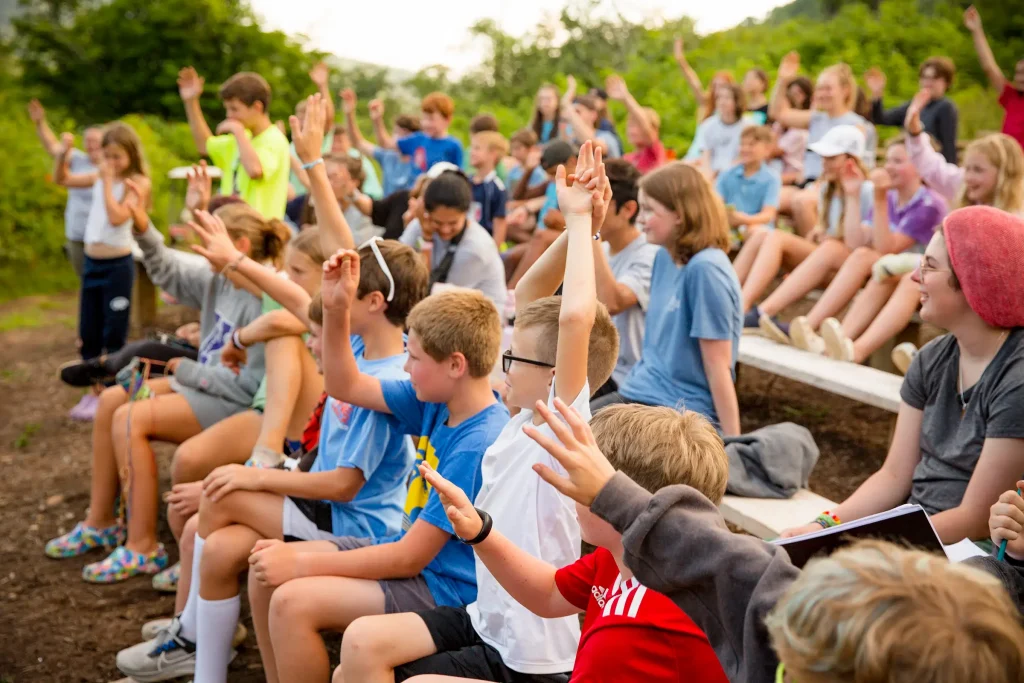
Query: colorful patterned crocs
xmin=45 ymin=521 xmax=125 ymax=559
xmin=152 ymin=561 xmax=180 ymax=593
xmin=82 ymin=545 xmax=168 ymax=584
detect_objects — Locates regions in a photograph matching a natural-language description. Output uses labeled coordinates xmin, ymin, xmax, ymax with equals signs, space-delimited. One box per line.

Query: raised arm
xmin=53 ymin=134 xmax=97 ymax=188
xmin=320 ymin=250 xmax=390 ymax=413
xmin=606 ymin=75 xmax=657 ymax=146
xmin=27 ymin=100 xmax=62 ymax=157
xmin=340 ymin=89 xmax=377 ymax=157
xmin=964 ymin=6 xmax=1007 ymax=91
xmin=308 ymin=61 xmax=336 ymax=133
xmin=290 ymin=94 xmax=355 ymax=255
xmin=904 ymin=92 xmax=963 ymax=202
xmin=178 ymin=67 xmax=213 ymax=156
xmin=369 ymin=99 xmax=397 ymax=151
xmin=770 ymin=52 xmax=813 ymax=129
xmin=673 ymin=37 xmax=706 ymax=103
xmin=560 ymin=77 xmax=609 ymax=156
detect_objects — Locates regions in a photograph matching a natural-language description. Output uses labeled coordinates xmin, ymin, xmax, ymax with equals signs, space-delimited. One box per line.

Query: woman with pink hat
xmin=781 ymin=206 xmax=1024 ymax=544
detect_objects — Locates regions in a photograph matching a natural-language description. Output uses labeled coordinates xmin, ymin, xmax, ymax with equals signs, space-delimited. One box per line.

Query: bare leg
xmin=111 ymin=393 xmax=203 ymax=555
xmin=253 ymin=336 xmax=324 ymax=453
xmin=851 ymin=275 xmax=922 ymax=363
xmin=339 ymin=613 xmax=439 ymax=683
xmin=840 ymin=277 xmax=900 ymax=340
xmin=791 ymin=187 xmax=819 ymax=237
xmin=171 ymin=410 xmax=263 ymax=485
xmin=740 ymin=231 xmax=817 ymax=312
xmin=777 ymin=185 xmax=800 ymax=216
xmin=175 ymin=513 xmax=199 ymax=613
xmin=732 ymin=229 xmax=768 ymax=285
xmin=758 ymin=239 xmax=851 ymax=317
xmin=797 ymin=245 xmax=877 ymax=327
xmin=270 ymin=576 xmax=388 ymax=683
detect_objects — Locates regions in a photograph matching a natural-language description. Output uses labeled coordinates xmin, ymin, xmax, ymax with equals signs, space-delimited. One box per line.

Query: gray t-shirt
xmin=65 ymin=149 xmax=97 ymax=242
xmin=400 ymin=218 xmax=506 ymax=312
xmin=805 ymin=111 xmax=876 ymax=180
xmin=690 ymin=115 xmax=748 ymax=173
xmin=605 ymin=235 xmax=658 ymax=386
xmin=900 ymin=328 xmax=1024 ymax=515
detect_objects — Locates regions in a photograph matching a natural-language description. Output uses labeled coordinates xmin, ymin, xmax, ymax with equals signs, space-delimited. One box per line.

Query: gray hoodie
xmin=590 ymin=472 xmax=799 ymax=683
xmin=136 ymin=224 xmax=265 ymax=429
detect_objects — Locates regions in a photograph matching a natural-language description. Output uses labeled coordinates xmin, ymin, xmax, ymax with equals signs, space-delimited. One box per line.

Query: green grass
xmin=0 ymin=307 xmax=75 ymax=333
xmin=13 ymin=423 xmax=40 ymax=449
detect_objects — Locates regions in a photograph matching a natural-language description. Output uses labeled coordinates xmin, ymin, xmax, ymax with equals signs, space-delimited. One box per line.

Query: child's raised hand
xmin=904 ymin=90 xmax=929 ymax=136
xmin=555 ymin=140 xmax=596 ymax=218
xmin=563 ymin=75 xmax=578 ymax=105
xmin=340 ymin=88 xmax=357 ymax=114
xmin=59 ymin=131 xmax=75 ymax=154
xmin=27 ymin=99 xmax=45 ymax=123
xmin=309 ymin=61 xmax=330 ymax=88
xmin=419 ymin=462 xmax=485 ymax=541
xmin=963 ymin=5 xmax=982 ymax=32
xmin=185 ymin=161 xmax=212 ymax=213
xmin=605 ymin=75 xmax=628 ymax=101
xmin=778 ymin=51 xmax=800 ymax=81
xmin=673 ymin=36 xmax=686 ymax=64
xmin=190 ymin=209 xmax=242 ymax=272
xmin=524 ymin=397 xmax=616 ymax=508
xmin=177 ymin=66 xmax=205 ymax=102
xmin=990 ymin=483 xmax=1024 ymax=560
xmin=368 ymin=99 xmax=384 ymax=121
xmin=864 ymin=67 xmax=886 ymax=99
xmin=321 ymin=248 xmax=361 ymax=311
xmin=290 ymin=93 xmax=325 ymax=164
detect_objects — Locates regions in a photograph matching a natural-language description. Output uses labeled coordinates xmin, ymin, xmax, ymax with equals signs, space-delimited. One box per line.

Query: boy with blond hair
xmin=469 ymin=130 xmax=510 ymax=245
xmin=243 ymin=277 xmax=508 ymax=681
xmin=373 ymin=91 xmax=463 ymax=178
xmin=177 ymin=67 xmax=290 ymax=219
xmin=335 ymin=142 xmax=664 ymax=683
xmin=342 ymin=394 xmax=731 ymax=682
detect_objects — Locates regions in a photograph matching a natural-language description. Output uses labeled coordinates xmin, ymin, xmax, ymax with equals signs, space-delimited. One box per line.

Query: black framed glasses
xmin=502 ymin=349 xmax=554 ymax=374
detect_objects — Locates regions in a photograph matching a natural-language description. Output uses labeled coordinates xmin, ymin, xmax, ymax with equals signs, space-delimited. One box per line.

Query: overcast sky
xmin=249 ymin=0 xmax=791 ymax=75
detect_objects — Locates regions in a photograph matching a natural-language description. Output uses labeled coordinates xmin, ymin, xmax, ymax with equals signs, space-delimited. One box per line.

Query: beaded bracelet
xmin=301 ymin=157 xmax=324 ymax=170
xmin=814 ymin=511 xmax=841 ymax=529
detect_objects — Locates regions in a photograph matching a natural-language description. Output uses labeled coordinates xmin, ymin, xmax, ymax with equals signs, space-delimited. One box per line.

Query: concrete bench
xmin=720 ymin=489 xmax=838 ymax=540
xmin=738 ymin=335 xmax=904 ymax=413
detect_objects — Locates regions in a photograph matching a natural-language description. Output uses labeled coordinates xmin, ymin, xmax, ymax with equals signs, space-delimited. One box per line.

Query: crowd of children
xmin=27 ymin=5 xmax=1024 ymax=679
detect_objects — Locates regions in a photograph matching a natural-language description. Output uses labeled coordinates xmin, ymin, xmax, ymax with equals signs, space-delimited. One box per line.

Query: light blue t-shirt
xmin=376 ymin=380 xmax=509 ymax=607
xmin=311 ymin=338 xmax=414 ymax=539
xmin=619 ymin=248 xmax=743 ymax=427
xmin=538 ymin=179 xmax=559 ymax=224
xmin=715 ymin=163 xmax=782 ymax=229
xmin=65 ymin=149 xmax=97 ymax=241
xmin=507 ymin=164 xmax=547 ymax=190
xmin=374 ymin=146 xmax=416 ymax=196
xmin=398 ymin=132 xmax=464 ymax=177
xmin=820 ymin=180 xmax=875 ymax=237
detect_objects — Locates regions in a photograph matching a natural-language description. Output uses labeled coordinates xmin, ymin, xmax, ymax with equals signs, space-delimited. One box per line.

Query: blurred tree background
xmin=2 ymin=0 xmax=1020 ymax=298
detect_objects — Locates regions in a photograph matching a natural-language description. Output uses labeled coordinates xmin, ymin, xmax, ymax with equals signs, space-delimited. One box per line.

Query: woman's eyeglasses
xmin=502 ymin=350 xmax=554 ymax=374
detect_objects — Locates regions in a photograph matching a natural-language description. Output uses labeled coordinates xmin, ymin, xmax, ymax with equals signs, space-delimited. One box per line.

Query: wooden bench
xmin=720 ymin=489 xmax=838 ymax=540
xmin=738 ymin=334 xmax=903 ymax=413
xmin=130 ymin=252 xmax=157 ymax=332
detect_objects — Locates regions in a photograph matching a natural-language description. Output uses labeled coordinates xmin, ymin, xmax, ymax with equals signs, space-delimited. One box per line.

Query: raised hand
xmin=963 ymin=5 xmax=982 ymax=32
xmin=190 ymin=209 xmax=243 ymax=272
xmin=556 ymin=140 xmax=597 ymax=217
xmin=368 ymin=98 xmax=384 ymax=121
xmin=289 ymin=93 xmax=326 ymax=163
xmin=177 ymin=66 xmax=205 ymax=102
xmin=59 ymin=132 xmax=75 ymax=156
xmin=27 ymin=99 xmax=46 ymax=123
xmin=564 ymin=75 xmax=578 ymax=105
xmin=309 ymin=61 xmax=330 ymax=88
xmin=340 ymin=88 xmax=357 ymax=115
xmin=419 ymin=463 xmax=484 ymax=540
xmin=185 ymin=160 xmax=213 ymax=213
xmin=990 ymin=483 xmax=1024 ymax=560
xmin=523 ymin=397 xmax=617 ymax=508
xmin=321 ymin=248 xmax=361 ymax=311
xmin=904 ymin=89 xmax=930 ymax=135
xmin=864 ymin=67 xmax=886 ymax=99
xmin=605 ymin=74 xmax=628 ymax=101
xmin=778 ymin=51 xmax=800 ymax=82
xmin=673 ymin=36 xmax=686 ymax=64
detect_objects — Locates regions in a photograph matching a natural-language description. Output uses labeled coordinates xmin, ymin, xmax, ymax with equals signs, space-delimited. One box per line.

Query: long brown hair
xmin=102 ymin=121 xmax=148 ymax=178
xmin=639 ymin=162 xmax=730 ymax=264
xmin=214 ymin=203 xmax=291 ymax=268
xmin=531 ymin=83 xmax=561 ymax=143
xmin=818 ymin=154 xmax=870 ymax=238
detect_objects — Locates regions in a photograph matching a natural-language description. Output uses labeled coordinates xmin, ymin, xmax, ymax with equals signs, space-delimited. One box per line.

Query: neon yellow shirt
xmin=207 ymin=125 xmax=290 ymax=219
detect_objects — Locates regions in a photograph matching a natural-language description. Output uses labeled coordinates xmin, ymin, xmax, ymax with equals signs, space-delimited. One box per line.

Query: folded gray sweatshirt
xmin=591 ymin=472 xmax=799 ymax=683
xmin=136 ymin=224 xmax=265 ymax=428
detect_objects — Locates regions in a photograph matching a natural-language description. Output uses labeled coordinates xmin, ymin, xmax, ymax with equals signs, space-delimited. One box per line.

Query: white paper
xmin=942 ymin=538 xmax=988 ymax=563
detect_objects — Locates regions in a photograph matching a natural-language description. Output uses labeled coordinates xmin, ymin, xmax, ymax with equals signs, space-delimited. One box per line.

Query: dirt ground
xmin=0 ymin=293 xmax=894 ymax=683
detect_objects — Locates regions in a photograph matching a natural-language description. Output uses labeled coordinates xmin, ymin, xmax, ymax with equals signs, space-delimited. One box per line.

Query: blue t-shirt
xmin=376 ymin=380 xmax=510 ymax=607
xmin=715 ymin=163 xmax=782 ymax=229
xmin=619 ymin=248 xmax=743 ymax=427
xmin=397 ymin=132 xmax=464 ymax=177
xmin=470 ymin=172 xmax=507 ymax=235
xmin=540 ymin=120 xmax=555 ymax=144
xmin=538 ymin=179 xmax=559 ymax=225
xmin=311 ymin=339 xmax=414 ymax=539
xmin=375 ymin=147 xmax=417 ymax=196
xmin=507 ymin=164 xmax=547 ymax=189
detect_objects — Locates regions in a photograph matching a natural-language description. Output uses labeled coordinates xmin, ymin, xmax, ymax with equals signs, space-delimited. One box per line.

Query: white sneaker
xmin=117 ymin=616 xmax=196 ymax=683
xmin=789 ymin=316 xmax=825 ymax=355
xmin=820 ymin=318 xmax=855 ymax=362
xmin=892 ymin=342 xmax=918 ymax=375
xmin=141 ymin=617 xmax=248 ymax=647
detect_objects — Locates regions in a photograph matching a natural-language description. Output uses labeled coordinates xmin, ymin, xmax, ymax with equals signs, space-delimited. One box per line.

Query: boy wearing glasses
xmin=337 ymin=141 xmax=619 ymax=682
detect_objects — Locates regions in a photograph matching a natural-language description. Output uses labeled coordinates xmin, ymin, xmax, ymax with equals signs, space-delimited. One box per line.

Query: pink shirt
xmin=906 ymin=132 xmax=962 ymax=203
xmin=624 ymin=140 xmax=667 ymax=174
xmin=999 ymin=84 xmax=1024 ymax=150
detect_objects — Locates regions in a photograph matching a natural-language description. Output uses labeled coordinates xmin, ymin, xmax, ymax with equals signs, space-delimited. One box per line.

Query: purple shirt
xmin=888 ymin=186 xmax=947 ymax=248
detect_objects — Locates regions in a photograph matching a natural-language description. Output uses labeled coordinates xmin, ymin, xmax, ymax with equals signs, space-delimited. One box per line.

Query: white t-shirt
xmin=605 ymin=236 xmax=658 ymax=387
xmin=466 ymin=381 xmax=590 ymax=675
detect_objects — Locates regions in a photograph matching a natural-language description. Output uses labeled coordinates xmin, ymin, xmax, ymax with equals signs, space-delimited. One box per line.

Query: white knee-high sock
xmin=194 ymin=594 xmax=240 ymax=683
xmin=178 ymin=533 xmax=205 ymax=641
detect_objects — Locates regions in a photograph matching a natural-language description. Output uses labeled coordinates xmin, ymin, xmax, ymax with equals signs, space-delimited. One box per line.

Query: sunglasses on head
xmin=358 ymin=236 xmax=394 ymax=302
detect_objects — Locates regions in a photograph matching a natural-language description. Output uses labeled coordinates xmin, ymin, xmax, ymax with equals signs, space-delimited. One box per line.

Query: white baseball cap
xmin=808 ymin=125 xmax=867 ymax=159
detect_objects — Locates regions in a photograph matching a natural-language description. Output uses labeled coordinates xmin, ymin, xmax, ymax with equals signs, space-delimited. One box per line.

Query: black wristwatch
xmin=458 ymin=508 xmax=493 ymax=545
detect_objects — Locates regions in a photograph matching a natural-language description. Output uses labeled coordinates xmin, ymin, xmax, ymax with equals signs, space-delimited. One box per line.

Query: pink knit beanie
xmin=943 ymin=206 xmax=1024 ymax=328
